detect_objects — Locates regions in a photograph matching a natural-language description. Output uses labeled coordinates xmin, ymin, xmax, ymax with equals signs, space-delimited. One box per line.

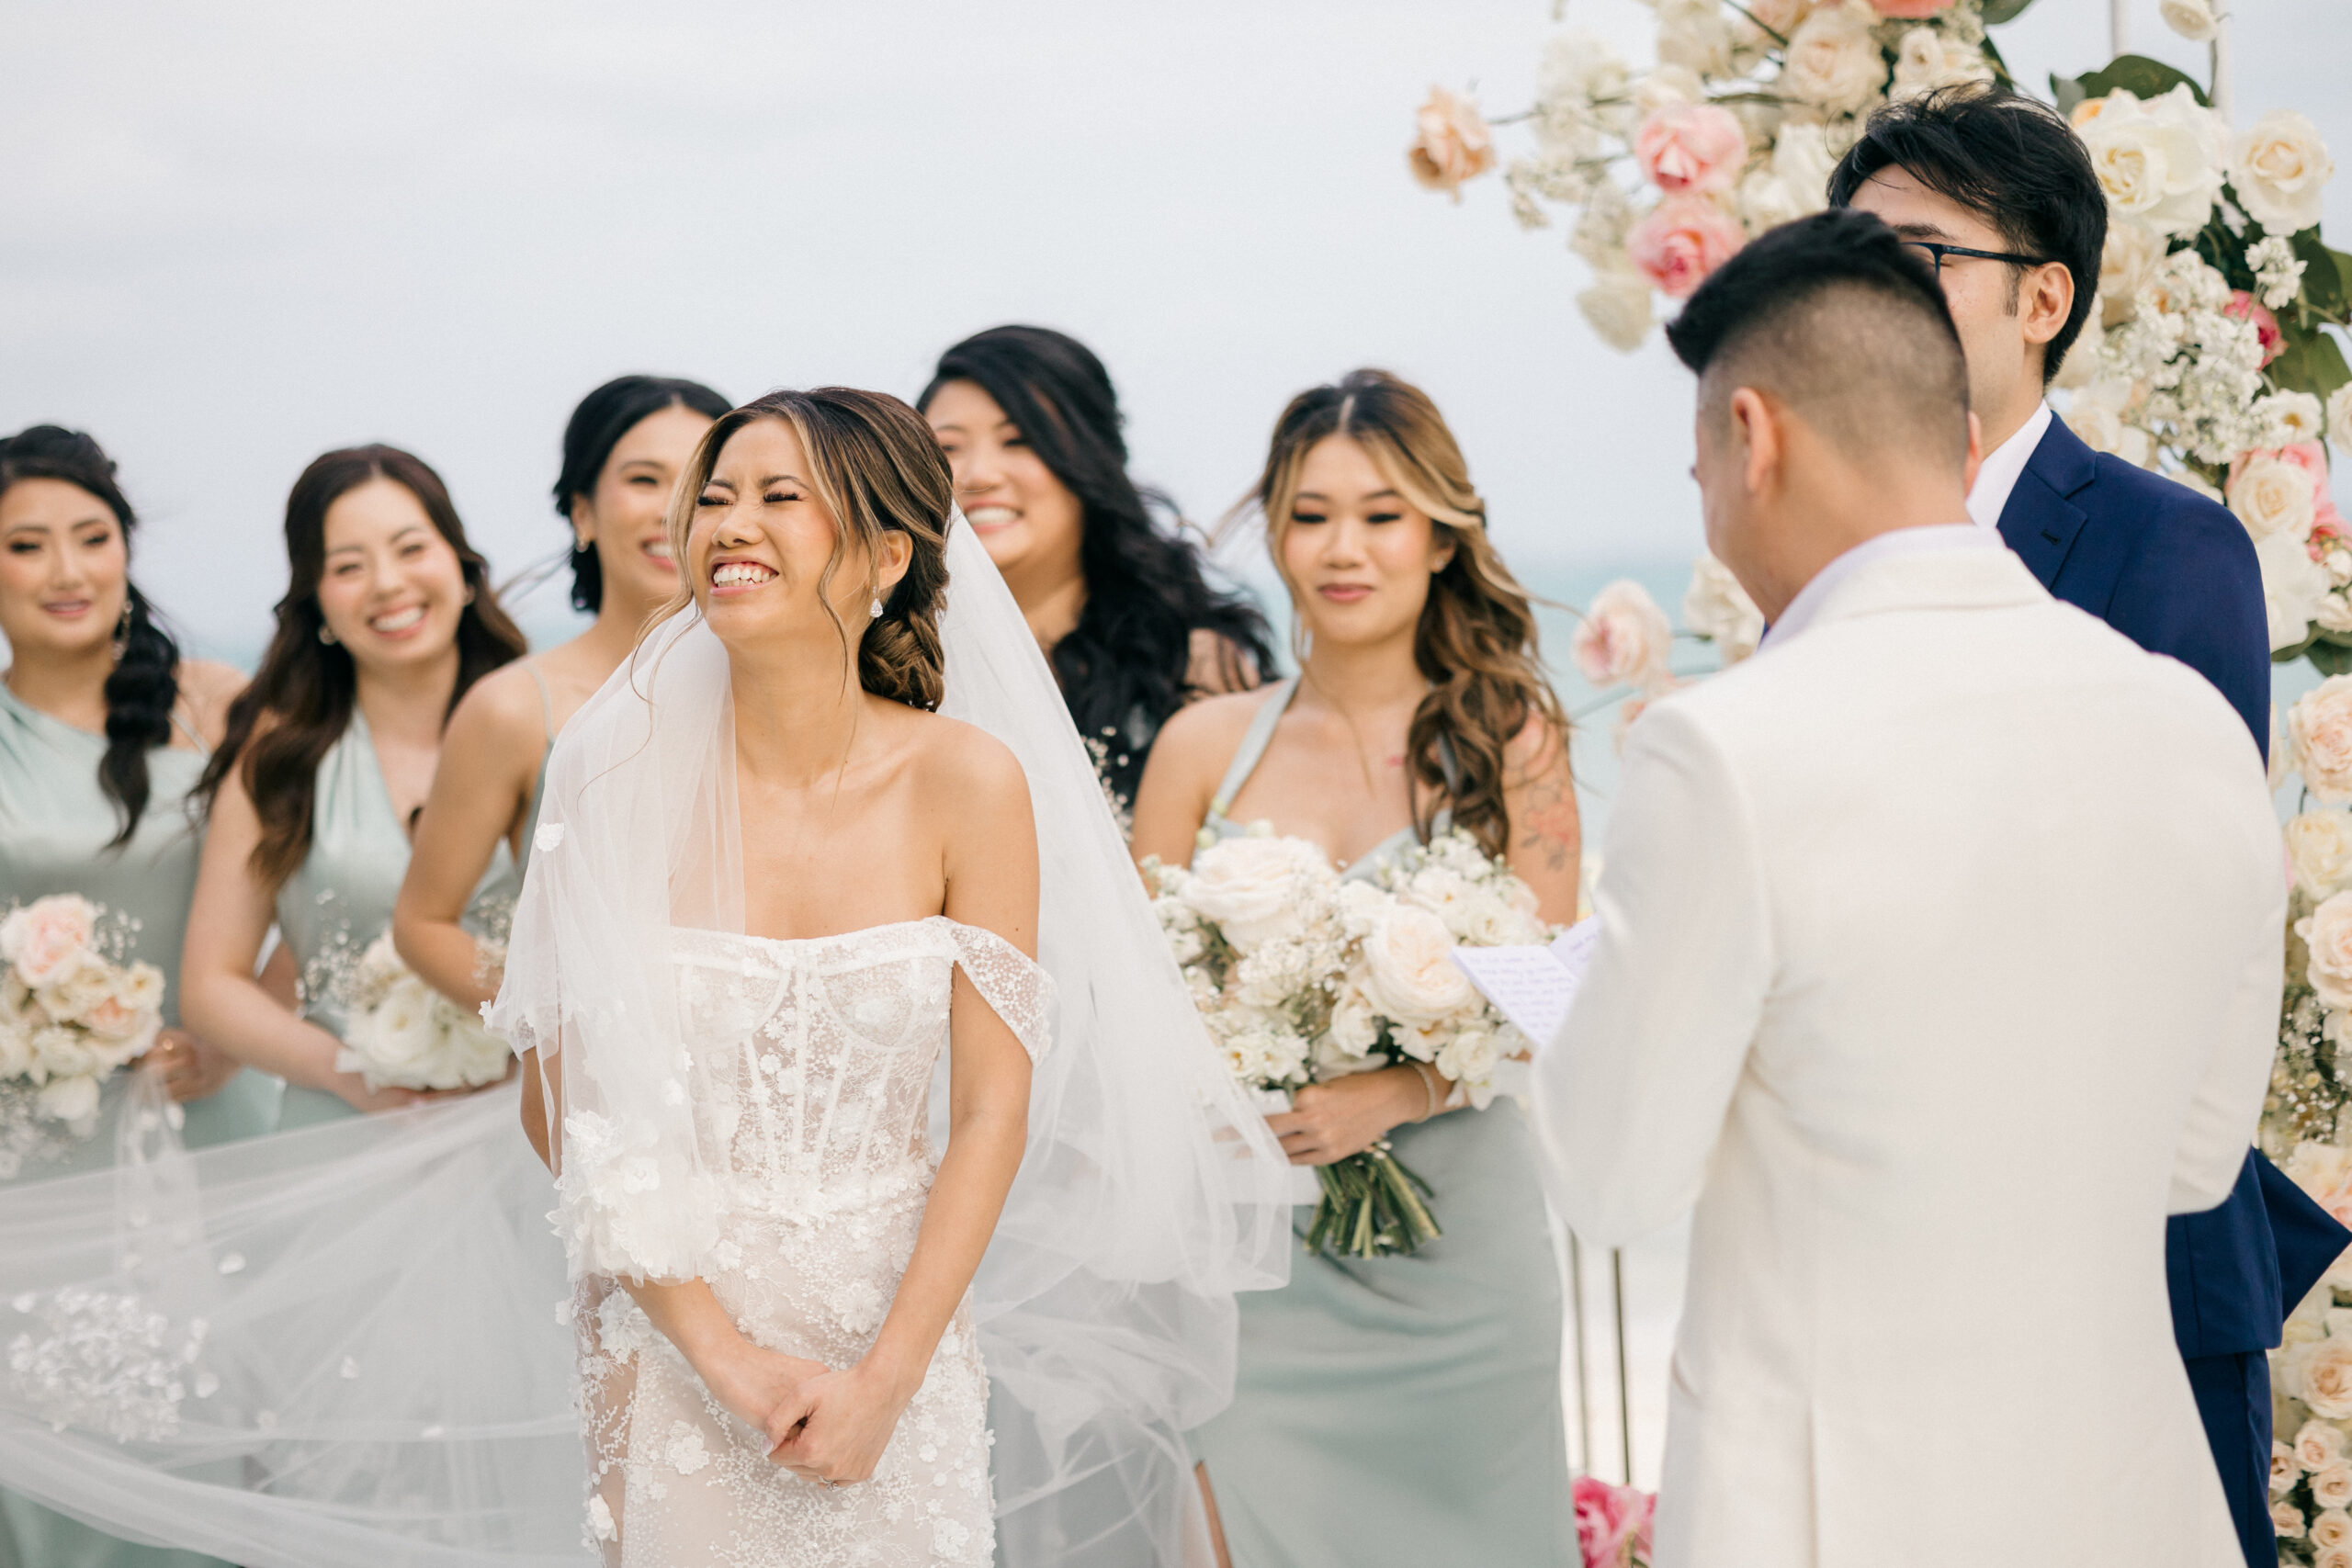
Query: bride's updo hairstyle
xmin=1251 ymin=369 xmax=1565 ymax=861
xmin=664 ymin=388 xmax=953 ymax=711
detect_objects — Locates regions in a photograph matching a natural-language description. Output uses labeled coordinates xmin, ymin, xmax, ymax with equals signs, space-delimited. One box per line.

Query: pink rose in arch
xmin=1634 ymin=101 xmax=1748 ymax=197
xmin=1869 ymin=0 xmax=1955 ymax=15
xmin=1628 ymin=196 xmax=1747 ymax=299
xmin=1573 ymin=1476 xmax=1657 ymax=1568
xmin=2224 ymin=290 xmax=2286 ymax=366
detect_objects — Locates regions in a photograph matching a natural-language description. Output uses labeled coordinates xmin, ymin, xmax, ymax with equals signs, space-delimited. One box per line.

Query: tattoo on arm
xmin=1521 ymin=767 xmax=1578 ymax=874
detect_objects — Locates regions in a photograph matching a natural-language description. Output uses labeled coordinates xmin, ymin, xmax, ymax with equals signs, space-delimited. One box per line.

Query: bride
xmin=0 ymin=387 xmax=1289 ymax=1568
xmin=492 ymin=386 xmax=1294 ymax=1565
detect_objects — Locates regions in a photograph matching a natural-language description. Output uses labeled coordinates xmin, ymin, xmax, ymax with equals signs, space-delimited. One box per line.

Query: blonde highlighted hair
xmin=1252 ymin=369 xmax=1566 ymax=860
xmin=658 ymin=388 xmax=953 ymax=710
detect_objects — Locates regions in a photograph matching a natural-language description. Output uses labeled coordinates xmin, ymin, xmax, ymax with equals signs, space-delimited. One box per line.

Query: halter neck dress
xmin=1183 ymin=680 xmax=1577 ymax=1568
xmin=272 ymin=712 xmax=518 ymax=1130
xmin=0 ymin=679 xmax=276 ymax=1568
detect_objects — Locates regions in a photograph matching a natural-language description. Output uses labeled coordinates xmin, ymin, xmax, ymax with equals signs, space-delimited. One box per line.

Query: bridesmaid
xmin=0 ymin=425 xmax=278 ymax=1168
xmin=0 ymin=427 xmax=277 ymax=1568
xmin=920 ymin=325 xmax=1273 ymax=818
xmin=1130 ymin=370 xmax=1581 ymax=1567
xmin=181 ymin=446 xmax=526 ymax=1129
xmin=392 ymin=375 xmax=725 ymax=1010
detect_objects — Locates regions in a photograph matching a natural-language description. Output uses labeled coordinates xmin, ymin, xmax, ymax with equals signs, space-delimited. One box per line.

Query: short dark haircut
xmin=1666 ymin=207 xmax=1971 ymax=470
xmin=1826 ymin=84 xmax=2106 ymax=383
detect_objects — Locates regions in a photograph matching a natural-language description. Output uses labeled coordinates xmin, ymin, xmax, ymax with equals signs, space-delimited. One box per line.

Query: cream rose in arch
xmin=2231 ymin=110 xmax=2335 ymax=236
xmin=2297 ymin=1337 xmax=2352 ymax=1422
xmin=2257 ymin=529 xmax=2331 ymax=653
xmin=2330 ymin=386 xmax=2352 ymax=459
xmin=1408 ymin=87 xmax=1498 ymax=202
xmin=2305 ymin=1421 xmax=2352 ymax=1474
xmin=2293 ymin=678 xmax=2352 ymax=803
xmin=1682 ymin=550 xmax=1764 ymax=663
xmin=2319 ymin=1467 xmax=2352 ymax=1513
xmin=2233 ymin=452 xmax=2322 ymax=542
xmin=2290 ymin=813 xmax=2352 ymax=901
xmin=1577 ymin=266 xmax=1655 ymax=353
xmin=2075 ymin=86 xmax=2227 ymax=238
xmin=1781 ymin=0 xmax=1884 ymax=115
xmin=2300 ymin=895 xmax=2352 ymax=1012
xmin=2281 ymin=1500 xmax=2312 ymax=1540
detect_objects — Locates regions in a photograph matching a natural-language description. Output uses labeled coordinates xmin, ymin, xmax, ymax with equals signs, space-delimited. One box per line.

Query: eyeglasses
xmin=1899 ymin=240 xmax=2056 ymax=275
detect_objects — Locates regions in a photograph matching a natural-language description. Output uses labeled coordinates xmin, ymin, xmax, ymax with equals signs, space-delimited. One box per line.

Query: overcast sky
xmin=5 ymin=0 xmax=2346 ymax=663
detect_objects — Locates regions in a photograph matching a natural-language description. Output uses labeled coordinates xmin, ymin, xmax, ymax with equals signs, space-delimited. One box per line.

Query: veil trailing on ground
xmin=486 ymin=506 xmax=1296 ymax=1565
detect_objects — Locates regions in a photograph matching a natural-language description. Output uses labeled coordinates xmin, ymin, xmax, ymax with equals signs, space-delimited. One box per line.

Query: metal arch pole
xmin=2109 ymin=0 xmax=2129 ymax=58
xmin=1612 ymin=1247 xmax=1634 ymax=1484
xmin=1568 ymin=1230 xmax=1593 ymax=1475
xmin=2210 ymin=11 xmax=2233 ymax=123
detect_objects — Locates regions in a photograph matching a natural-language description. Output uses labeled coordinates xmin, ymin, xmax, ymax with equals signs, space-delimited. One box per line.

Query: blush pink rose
xmin=1628 ymin=195 xmax=1747 ymax=299
xmin=0 ymin=895 xmax=98 ymax=988
xmin=1573 ymin=1476 xmax=1657 ymax=1568
xmin=1634 ymin=101 xmax=1748 ymax=197
xmin=2225 ymin=290 xmax=2286 ymax=366
xmin=1869 ymin=0 xmax=1955 ymax=14
xmin=2250 ymin=442 xmax=2347 ymax=539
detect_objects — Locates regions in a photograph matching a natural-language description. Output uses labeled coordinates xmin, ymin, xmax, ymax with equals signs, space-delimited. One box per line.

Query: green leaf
xmin=2269 ymin=326 xmax=2352 ymax=406
xmin=2290 ymin=230 xmax=2352 ymax=321
xmin=2066 ymin=54 xmax=2211 ymax=107
xmin=1980 ymin=0 xmax=2038 ymax=21
xmin=2309 ymin=642 xmax=2352 ymax=679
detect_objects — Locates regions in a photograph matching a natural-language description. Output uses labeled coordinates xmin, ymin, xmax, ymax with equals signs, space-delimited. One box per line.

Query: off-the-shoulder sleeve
xmin=948 ymin=922 xmax=1056 ymax=1062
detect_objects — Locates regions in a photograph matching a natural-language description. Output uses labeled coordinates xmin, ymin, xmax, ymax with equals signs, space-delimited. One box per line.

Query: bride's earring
xmin=869 ymin=596 xmax=885 ymax=620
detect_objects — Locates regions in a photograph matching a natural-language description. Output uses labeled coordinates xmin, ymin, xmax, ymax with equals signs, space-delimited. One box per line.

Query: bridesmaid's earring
xmin=111 ymin=602 xmax=130 ymax=660
xmin=869 ymin=596 xmax=885 ymax=620
xmin=318 ymin=625 xmax=338 ymax=646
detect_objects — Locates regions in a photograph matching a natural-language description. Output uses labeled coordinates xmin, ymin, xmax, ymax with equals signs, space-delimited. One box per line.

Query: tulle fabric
xmin=487 ymin=511 xmax=1294 ymax=1564
xmin=0 ymin=1074 xmax=582 ymax=1566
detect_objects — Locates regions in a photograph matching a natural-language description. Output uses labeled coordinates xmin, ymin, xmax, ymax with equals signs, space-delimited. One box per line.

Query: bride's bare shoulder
xmin=905 ymin=710 xmax=1031 ymax=822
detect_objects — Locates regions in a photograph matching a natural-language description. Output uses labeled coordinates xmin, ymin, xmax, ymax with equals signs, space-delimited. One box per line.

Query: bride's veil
xmin=0 ymin=506 xmax=1293 ymax=1568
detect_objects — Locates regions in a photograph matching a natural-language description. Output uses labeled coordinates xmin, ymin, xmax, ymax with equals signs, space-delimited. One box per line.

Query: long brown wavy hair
xmin=658 ymin=389 xmax=953 ymax=711
xmin=1252 ymin=369 xmax=1566 ymax=861
xmin=198 ymin=446 xmax=526 ymax=886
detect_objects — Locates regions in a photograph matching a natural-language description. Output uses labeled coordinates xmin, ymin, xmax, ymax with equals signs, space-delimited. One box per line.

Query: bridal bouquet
xmin=1145 ymin=825 xmax=1547 ymax=1258
xmin=0 ymin=895 xmax=164 ymax=1172
xmin=334 ymin=932 xmax=512 ymax=1092
xmin=1574 ymin=1475 xmax=1657 ymax=1568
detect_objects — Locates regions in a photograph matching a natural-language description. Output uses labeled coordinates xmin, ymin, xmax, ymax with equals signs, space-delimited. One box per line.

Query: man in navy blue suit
xmin=1830 ymin=85 xmax=2350 ymax=1568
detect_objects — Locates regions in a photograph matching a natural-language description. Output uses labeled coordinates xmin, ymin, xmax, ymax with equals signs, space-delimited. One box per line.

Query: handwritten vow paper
xmin=1451 ymin=919 xmax=1600 ymax=1047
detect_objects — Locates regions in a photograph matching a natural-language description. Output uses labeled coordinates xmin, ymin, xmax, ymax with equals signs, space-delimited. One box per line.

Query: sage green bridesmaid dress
xmin=272 ymin=711 xmax=518 ymax=1130
xmin=1183 ymin=682 xmax=1577 ymax=1568
xmin=0 ymin=681 xmax=277 ymax=1568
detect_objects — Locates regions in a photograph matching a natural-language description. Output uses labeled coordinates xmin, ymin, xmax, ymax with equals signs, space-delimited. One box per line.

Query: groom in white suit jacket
xmin=1532 ymin=209 xmax=2284 ymax=1568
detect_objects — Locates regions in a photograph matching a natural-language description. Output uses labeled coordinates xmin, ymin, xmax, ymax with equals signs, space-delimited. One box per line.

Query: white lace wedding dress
xmin=573 ymin=917 xmax=1050 ymax=1568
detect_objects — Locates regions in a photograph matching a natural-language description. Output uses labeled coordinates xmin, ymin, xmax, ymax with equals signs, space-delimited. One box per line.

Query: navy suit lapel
xmin=1996 ymin=416 xmax=2095 ymax=589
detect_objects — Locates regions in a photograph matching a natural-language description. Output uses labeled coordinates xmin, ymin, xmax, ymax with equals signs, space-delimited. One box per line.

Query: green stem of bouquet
xmin=1304 ymin=1143 xmax=1442 ymax=1259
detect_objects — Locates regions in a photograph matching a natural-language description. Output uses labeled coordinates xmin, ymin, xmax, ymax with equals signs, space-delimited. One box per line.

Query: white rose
xmin=2229 ymin=452 xmax=2320 ymax=543
xmin=1576 ymin=265 xmax=1655 ymax=353
xmin=345 ymin=975 xmax=445 ymax=1086
xmin=30 ymin=1023 xmax=96 ymax=1078
xmin=2076 ymin=86 xmax=2227 ymax=238
xmin=2302 ymin=1421 xmax=2352 ymax=1473
xmin=1573 ymin=579 xmax=1675 ymax=691
xmin=2302 ymin=893 xmax=2352 ymax=1011
xmin=1890 ymin=28 xmax=1993 ymax=102
xmin=32 ymin=952 xmax=115 ymax=1027
xmin=1682 ymin=550 xmax=1763 ymax=663
xmin=1435 ymin=1027 xmax=1501 ymax=1100
xmin=0 ymin=1024 xmax=29 ymax=1078
xmin=2290 ymin=813 xmax=2352 ymax=900
xmin=1358 ymin=906 xmax=1477 ymax=1025
xmin=2062 ymin=399 xmax=2126 ymax=457
xmin=2284 ymin=1442 xmax=2311 ymax=1494
xmin=2259 ymin=528 xmax=2332 ymax=652
xmin=36 ymin=1073 xmax=100 ymax=1128
xmin=0 ymin=895 xmax=98 ymax=987
xmin=438 ymin=1010 xmax=514 ymax=1089
xmin=2297 ymin=1337 xmax=2352 ymax=1422
xmin=1537 ymin=30 xmax=1631 ymax=115
xmin=1325 ymin=985 xmax=1383 ymax=1058
xmin=1633 ymin=64 xmax=1706 ymax=118
xmin=2331 ymin=385 xmax=2352 ymax=459
xmin=2158 ymin=0 xmax=2217 ymax=40
xmin=2318 ymin=1541 xmax=2352 ymax=1568
xmin=1736 ymin=170 xmax=1808 ymax=231
xmin=1770 ymin=122 xmax=1838 ymax=212
xmin=2280 ymin=1500 xmax=2311 ymax=1540
xmin=2322 ymin=1467 xmax=2352 ymax=1513
xmin=2232 ymin=110 xmax=2334 ymax=236
xmin=1780 ymin=0 xmax=1883 ymax=115
xmin=2098 ymin=219 xmax=2165 ymax=326
xmin=1184 ymin=835 xmax=1334 ymax=947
